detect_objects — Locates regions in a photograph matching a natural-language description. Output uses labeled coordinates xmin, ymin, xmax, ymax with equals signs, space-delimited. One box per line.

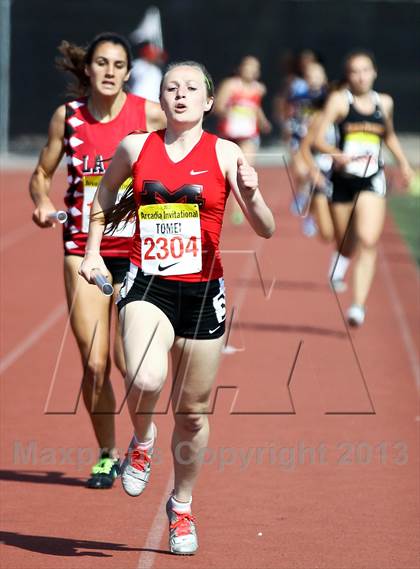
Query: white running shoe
xmin=121 ymin=424 xmax=156 ymax=497
xmin=330 ymin=278 xmax=348 ymax=293
xmin=347 ymin=304 xmax=366 ymax=327
xmin=166 ymin=497 xmax=198 ymax=555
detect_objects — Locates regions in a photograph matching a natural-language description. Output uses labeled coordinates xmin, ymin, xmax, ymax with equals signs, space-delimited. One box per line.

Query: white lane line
xmin=0 ymin=223 xmax=36 ymax=252
xmin=137 ymin=476 xmax=174 ymax=569
xmin=0 ymin=303 xmax=67 ymax=375
xmin=379 ymin=247 xmax=420 ymax=391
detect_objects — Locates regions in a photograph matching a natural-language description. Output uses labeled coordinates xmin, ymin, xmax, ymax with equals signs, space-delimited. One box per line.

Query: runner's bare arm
xmin=272 ymin=93 xmax=286 ymax=125
xmin=214 ymin=79 xmax=234 ymax=117
xmin=80 ymin=133 xmax=150 ymax=281
xmin=145 ymin=100 xmax=166 ymax=131
xmin=380 ymin=94 xmax=414 ymax=185
xmin=216 ymin=139 xmax=275 ymax=238
xmin=256 ymin=83 xmax=271 ymax=133
xmin=313 ymin=91 xmax=350 ymax=168
xmin=29 ymin=105 xmax=66 ymax=227
xmin=256 ymin=106 xmax=272 ymax=134
xmin=299 ymin=113 xmax=327 ymax=185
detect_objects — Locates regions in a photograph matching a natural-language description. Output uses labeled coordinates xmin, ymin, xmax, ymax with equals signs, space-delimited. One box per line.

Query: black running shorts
xmin=331 ymin=169 xmax=386 ymax=204
xmin=117 ymin=263 xmax=226 ymax=340
xmin=103 ymin=257 xmax=130 ymax=284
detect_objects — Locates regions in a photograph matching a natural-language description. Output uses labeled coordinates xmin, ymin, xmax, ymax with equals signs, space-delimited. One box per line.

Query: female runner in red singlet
xmin=215 ymin=55 xmax=272 ymax=223
xmin=215 ymin=55 xmax=271 ymax=164
xmin=29 ymin=32 xmax=165 ymax=489
xmin=80 ymin=61 xmax=275 ymax=554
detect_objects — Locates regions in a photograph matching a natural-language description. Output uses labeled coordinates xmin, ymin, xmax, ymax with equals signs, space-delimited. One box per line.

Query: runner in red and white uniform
xmin=128 ymin=128 xmax=228 ymax=283
xmin=29 ymin=32 xmax=165 ymax=489
xmin=80 ymin=61 xmax=275 ymax=554
xmin=63 ymin=91 xmax=149 ymax=257
xmin=215 ymin=55 xmax=271 ymax=223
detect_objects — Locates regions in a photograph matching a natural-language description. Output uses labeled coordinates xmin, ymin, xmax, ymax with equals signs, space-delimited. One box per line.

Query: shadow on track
xmin=0 ymin=531 xmax=173 ymax=557
xmin=0 ymin=470 xmax=86 ymax=487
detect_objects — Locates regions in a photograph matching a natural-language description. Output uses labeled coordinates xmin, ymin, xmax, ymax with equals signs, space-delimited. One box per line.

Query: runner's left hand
xmin=237 ymin=157 xmax=258 ymax=194
xmin=400 ymin=162 xmax=415 ymax=187
xmin=260 ymin=119 xmax=272 ymax=135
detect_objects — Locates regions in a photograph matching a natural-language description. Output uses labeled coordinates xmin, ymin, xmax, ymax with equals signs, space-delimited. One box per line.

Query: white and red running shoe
xmin=121 ymin=424 xmax=156 ymax=497
xmin=166 ymin=497 xmax=198 ymax=555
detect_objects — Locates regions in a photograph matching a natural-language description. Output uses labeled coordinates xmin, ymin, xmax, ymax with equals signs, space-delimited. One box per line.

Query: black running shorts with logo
xmin=331 ymin=168 xmax=386 ymax=203
xmin=117 ymin=263 xmax=226 ymax=340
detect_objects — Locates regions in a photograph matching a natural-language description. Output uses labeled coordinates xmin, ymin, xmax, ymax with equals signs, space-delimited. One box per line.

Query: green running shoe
xmin=86 ymin=455 xmax=120 ymax=489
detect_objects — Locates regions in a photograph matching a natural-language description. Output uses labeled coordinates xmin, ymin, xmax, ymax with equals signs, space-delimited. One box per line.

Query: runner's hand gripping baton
xmin=92 ymin=269 xmax=114 ymax=296
xmin=47 ymin=211 xmax=68 ymax=223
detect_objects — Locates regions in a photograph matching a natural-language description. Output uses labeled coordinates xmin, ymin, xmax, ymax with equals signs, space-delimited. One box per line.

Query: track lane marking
xmin=0 ymin=303 xmax=67 ymax=374
xmin=379 ymin=246 xmax=420 ymax=391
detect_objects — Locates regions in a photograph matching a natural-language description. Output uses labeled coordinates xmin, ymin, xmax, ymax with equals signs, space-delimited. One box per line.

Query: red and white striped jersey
xmin=63 ymin=93 xmax=147 ymax=257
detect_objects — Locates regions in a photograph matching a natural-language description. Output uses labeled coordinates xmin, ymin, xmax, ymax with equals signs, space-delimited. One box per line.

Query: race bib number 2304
xmin=139 ymin=203 xmax=202 ymax=276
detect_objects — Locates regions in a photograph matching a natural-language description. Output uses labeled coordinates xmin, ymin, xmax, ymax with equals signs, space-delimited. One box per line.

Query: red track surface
xmin=1 ymin=167 xmax=419 ymax=569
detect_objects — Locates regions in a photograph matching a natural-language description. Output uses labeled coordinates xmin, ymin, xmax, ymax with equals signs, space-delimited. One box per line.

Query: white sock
xmin=171 ymin=494 xmax=192 ymax=513
xmin=134 ymin=425 xmax=155 ymax=450
xmin=329 ymin=251 xmax=350 ymax=280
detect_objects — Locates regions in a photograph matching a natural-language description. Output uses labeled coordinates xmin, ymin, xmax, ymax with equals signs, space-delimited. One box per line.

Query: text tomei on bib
xmin=139 ymin=203 xmax=202 ymax=276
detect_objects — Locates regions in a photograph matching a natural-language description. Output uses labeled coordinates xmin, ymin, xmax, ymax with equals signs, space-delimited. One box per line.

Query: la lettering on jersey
xmin=131 ymin=130 xmax=231 ymax=282
xmin=63 ymin=94 xmax=146 ymax=257
xmin=81 ymin=154 xmax=106 ymax=175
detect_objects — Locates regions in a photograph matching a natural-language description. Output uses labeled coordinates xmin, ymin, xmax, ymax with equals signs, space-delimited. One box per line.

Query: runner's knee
xmin=174 ymin=412 xmax=206 ymax=433
xmin=127 ymin=367 xmax=165 ymax=395
xmin=358 ymin=233 xmax=379 ymax=250
xmin=319 ymin=227 xmax=335 ymax=243
xmin=82 ymin=360 xmax=111 ymax=405
xmin=83 ymin=358 xmax=109 ymax=386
